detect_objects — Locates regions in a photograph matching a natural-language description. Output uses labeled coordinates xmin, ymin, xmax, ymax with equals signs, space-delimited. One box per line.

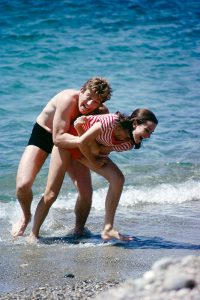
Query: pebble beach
xmin=0 ymin=279 xmax=119 ymax=300
xmin=1 ymin=232 xmax=200 ymax=300
xmin=1 ymin=253 xmax=200 ymax=300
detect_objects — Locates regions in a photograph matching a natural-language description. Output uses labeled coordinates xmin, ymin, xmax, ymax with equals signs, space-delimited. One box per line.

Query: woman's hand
xmin=74 ymin=116 xmax=87 ymax=128
xmin=98 ymin=145 xmax=113 ymax=155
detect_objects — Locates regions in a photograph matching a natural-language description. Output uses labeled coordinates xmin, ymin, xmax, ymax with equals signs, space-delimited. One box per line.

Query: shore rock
xmin=95 ymin=255 xmax=200 ymax=300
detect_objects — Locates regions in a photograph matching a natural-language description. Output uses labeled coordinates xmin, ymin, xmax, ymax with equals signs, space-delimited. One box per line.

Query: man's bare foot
xmin=27 ymin=232 xmax=39 ymax=244
xmin=101 ymin=228 xmax=133 ymax=241
xmin=11 ymin=216 xmax=31 ymax=237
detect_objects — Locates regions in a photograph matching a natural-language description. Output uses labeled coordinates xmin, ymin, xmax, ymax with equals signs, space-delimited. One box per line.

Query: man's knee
xmin=16 ymin=178 xmax=32 ymax=198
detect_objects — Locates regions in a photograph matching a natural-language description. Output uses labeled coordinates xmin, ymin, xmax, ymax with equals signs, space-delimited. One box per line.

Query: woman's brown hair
xmin=116 ymin=108 xmax=158 ymax=149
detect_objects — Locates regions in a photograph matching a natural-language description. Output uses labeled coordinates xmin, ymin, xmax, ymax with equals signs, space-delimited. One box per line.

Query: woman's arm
xmin=77 ymin=122 xmax=107 ymax=168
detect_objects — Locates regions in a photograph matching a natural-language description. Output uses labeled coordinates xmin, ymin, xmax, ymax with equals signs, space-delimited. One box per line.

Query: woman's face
xmin=133 ymin=121 xmax=157 ymax=144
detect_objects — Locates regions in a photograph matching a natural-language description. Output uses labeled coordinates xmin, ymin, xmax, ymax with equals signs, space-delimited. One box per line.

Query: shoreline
xmin=1 ymin=201 xmax=200 ymax=299
xmin=1 ymin=238 xmax=200 ymax=299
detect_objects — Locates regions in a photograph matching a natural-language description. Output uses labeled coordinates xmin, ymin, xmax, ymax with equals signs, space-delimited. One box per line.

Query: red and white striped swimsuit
xmin=81 ymin=113 xmax=133 ymax=152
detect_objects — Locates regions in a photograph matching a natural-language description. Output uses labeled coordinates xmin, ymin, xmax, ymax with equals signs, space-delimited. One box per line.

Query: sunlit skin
xmin=133 ymin=121 xmax=157 ymax=144
xmin=79 ymin=89 xmax=103 ymax=115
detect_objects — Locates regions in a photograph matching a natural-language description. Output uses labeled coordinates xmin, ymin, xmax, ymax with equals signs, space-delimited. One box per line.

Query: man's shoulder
xmin=58 ymin=89 xmax=79 ymax=98
xmin=55 ymin=89 xmax=79 ymax=106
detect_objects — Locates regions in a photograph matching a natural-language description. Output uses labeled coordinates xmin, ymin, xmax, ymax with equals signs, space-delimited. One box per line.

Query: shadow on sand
xmin=38 ymin=234 xmax=200 ymax=250
xmin=114 ymin=236 xmax=200 ymax=250
xmin=38 ymin=233 xmax=104 ymax=245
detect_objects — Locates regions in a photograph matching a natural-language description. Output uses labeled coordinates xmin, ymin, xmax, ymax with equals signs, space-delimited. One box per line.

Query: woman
xmin=30 ymin=108 xmax=158 ymax=241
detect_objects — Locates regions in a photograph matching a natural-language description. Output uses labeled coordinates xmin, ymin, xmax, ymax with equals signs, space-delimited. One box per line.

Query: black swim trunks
xmin=27 ymin=123 xmax=53 ymax=153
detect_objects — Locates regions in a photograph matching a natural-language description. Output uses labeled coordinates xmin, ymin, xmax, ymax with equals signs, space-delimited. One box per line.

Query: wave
xmin=120 ymin=180 xmax=200 ymax=206
xmin=0 ymin=179 xmax=199 ymax=244
xmin=86 ymin=180 xmax=200 ymax=209
xmin=1 ymin=179 xmax=199 ymax=233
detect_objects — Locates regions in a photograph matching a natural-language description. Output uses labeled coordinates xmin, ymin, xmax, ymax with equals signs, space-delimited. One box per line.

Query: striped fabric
xmin=81 ymin=114 xmax=133 ymax=152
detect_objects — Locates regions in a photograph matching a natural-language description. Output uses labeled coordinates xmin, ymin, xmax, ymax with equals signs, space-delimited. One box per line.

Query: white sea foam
xmin=1 ymin=180 xmax=199 ymax=229
xmin=53 ymin=179 xmax=200 ymax=211
xmin=120 ymin=180 xmax=200 ymax=207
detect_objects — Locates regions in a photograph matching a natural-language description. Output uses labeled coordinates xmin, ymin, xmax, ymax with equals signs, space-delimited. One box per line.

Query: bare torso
xmin=36 ymin=89 xmax=80 ymax=133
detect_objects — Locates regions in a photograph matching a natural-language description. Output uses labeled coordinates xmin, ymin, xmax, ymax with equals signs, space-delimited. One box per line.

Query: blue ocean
xmin=0 ymin=0 xmax=200 ymax=282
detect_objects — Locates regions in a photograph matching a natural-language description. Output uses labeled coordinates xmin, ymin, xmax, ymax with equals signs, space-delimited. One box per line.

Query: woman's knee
xmin=110 ymin=170 xmax=125 ymax=187
xmin=78 ymin=185 xmax=93 ymax=201
xmin=43 ymin=190 xmax=58 ymax=206
xmin=117 ymin=172 xmax=125 ymax=186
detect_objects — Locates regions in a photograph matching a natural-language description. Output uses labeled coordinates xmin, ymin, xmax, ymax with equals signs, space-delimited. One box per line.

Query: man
xmin=12 ymin=77 xmax=112 ymax=237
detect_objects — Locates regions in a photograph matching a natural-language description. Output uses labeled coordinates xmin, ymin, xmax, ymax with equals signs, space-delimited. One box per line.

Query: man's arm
xmin=52 ymin=96 xmax=81 ymax=149
xmin=52 ymin=96 xmax=109 ymax=149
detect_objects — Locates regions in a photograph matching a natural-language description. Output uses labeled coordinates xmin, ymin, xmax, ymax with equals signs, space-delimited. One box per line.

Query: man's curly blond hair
xmin=82 ymin=77 xmax=112 ymax=102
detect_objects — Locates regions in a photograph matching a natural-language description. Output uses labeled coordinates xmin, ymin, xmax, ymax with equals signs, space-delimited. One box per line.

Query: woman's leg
xmin=79 ymin=157 xmax=132 ymax=241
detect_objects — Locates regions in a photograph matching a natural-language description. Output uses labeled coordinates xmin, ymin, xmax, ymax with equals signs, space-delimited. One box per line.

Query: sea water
xmin=0 ymin=0 xmax=200 ymax=249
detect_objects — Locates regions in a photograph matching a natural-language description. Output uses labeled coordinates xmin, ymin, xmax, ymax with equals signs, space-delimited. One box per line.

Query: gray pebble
xmin=64 ymin=273 xmax=75 ymax=278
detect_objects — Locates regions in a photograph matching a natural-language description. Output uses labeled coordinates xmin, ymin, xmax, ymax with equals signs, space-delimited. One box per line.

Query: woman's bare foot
xmin=11 ymin=216 xmax=31 ymax=237
xmin=101 ymin=228 xmax=133 ymax=241
xmin=71 ymin=226 xmax=92 ymax=238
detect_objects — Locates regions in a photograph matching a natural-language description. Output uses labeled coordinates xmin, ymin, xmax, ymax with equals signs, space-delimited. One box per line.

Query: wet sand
xmin=1 ymin=234 xmax=200 ymax=299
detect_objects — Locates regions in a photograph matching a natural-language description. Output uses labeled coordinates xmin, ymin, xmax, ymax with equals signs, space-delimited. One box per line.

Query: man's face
xmin=79 ymin=89 xmax=102 ymax=114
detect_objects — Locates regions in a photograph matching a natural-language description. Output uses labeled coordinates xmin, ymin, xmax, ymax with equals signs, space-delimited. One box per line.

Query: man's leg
xmin=13 ymin=146 xmax=48 ymax=236
xmin=67 ymin=160 xmax=93 ymax=236
xmin=30 ymin=146 xmax=72 ymax=239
